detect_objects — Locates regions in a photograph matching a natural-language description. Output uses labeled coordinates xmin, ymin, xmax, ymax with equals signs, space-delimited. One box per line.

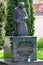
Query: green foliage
xmin=5 ymin=0 xmax=35 ymax=36
xmin=5 ymin=0 xmax=18 ymax=36
xmin=4 ymin=53 xmax=12 ymax=59
xmin=28 ymin=0 xmax=35 ymax=36
xmin=0 ymin=52 xmax=12 ymax=59
xmin=37 ymin=37 xmax=43 ymax=50
xmin=0 ymin=0 xmax=6 ymax=50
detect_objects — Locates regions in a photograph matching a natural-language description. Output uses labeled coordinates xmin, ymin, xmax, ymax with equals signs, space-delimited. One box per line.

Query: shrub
xmin=0 ymin=0 xmax=6 ymax=50
xmin=5 ymin=0 xmax=17 ymax=36
xmin=28 ymin=0 xmax=35 ymax=36
xmin=37 ymin=37 xmax=43 ymax=50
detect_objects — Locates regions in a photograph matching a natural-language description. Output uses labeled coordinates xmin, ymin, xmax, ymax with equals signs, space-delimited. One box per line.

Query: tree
xmin=0 ymin=0 xmax=7 ymax=50
xmin=29 ymin=0 xmax=35 ymax=36
xmin=5 ymin=0 xmax=19 ymax=36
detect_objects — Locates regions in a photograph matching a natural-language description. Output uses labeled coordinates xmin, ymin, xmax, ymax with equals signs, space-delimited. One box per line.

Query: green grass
xmin=4 ymin=53 xmax=13 ymax=59
xmin=0 ymin=52 xmax=12 ymax=60
xmin=37 ymin=52 xmax=43 ymax=60
xmin=38 ymin=48 xmax=43 ymax=50
xmin=0 ymin=53 xmax=4 ymax=59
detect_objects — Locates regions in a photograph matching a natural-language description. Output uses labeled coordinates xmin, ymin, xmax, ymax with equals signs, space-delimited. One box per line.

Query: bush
xmin=28 ymin=0 xmax=35 ymax=36
xmin=37 ymin=37 xmax=43 ymax=50
xmin=0 ymin=0 xmax=6 ymax=50
xmin=5 ymin=0 xmax=16 ymax=36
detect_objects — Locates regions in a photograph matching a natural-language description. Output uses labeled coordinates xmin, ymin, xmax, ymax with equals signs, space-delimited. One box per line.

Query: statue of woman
xmin=13 ymin=2 xmax=28 ymax=36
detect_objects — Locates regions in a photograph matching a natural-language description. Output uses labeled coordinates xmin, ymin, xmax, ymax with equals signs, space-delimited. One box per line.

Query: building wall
xmin=34 ymin=16 xmax=43 ymax=39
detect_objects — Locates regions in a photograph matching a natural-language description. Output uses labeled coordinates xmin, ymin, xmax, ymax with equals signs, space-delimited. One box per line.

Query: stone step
xmin=0 ymin=59 xmax=43 ymax=65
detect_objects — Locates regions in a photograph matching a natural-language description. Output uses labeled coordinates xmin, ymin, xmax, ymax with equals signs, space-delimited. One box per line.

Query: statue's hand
xmin=21 ymin=16 xmax=28 ymax=20
xmin=16 ymin=19 xmax=24 ymax=23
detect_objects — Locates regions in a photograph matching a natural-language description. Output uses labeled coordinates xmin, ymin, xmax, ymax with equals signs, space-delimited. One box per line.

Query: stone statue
xmin=13 ymin=2 xmax=28 ymax=36
xmin=12 ymin=2 xmax=37 ymax=63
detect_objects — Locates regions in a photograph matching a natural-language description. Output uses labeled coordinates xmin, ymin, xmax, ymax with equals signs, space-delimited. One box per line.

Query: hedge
xmin=37 ymin=37 xmax=43 ymax=50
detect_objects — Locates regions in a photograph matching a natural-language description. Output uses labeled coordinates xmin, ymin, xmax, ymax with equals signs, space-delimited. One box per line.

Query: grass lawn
xmin=37 ymin=52 xmax=43 ymax=60
xmin=38 ymin=48 xmax=43 ymax=50
xmin=0 ymin=52 xmax=12 ymax=60
xmin=0 ymin=53 xmax=4 ymax=59
xmin=0 ymin=52 xmax=43 ymax=60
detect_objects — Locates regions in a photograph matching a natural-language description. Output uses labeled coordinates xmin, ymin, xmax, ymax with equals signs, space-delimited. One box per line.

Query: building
xmin=33 ymin=0 xmax=43 ymax=39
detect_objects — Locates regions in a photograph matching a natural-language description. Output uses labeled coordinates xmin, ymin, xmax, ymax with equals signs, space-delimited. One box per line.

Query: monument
xmin=12 ymin=2 xmax=28 ymax=36
xmin=12 ymin=2 xmax=37 ymax=62
xmin=0 ymin=1 xmax=43 ymax=65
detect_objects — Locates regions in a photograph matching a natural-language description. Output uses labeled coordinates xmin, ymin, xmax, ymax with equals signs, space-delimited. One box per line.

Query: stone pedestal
xmin=12 ymin=36 xmax=37 ymax=62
